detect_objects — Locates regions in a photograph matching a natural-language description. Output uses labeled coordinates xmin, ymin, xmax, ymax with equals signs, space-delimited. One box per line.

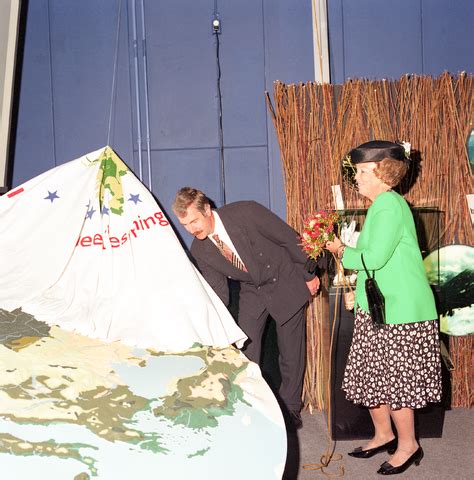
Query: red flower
xmin=300 ymin=211 xmax=340 ymax=260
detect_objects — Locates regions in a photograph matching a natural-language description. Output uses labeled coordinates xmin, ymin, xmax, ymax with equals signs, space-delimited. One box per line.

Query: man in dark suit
xmin=172 ymin=187 xmax=320 ymax=428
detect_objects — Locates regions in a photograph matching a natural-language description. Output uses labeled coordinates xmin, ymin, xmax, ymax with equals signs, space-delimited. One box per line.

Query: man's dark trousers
xmin=240 ymin=306 xmax=306 ymax=411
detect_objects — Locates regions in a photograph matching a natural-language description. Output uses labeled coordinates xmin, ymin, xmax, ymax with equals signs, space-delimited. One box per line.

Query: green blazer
xmin=342 ymin=191 xmax=437 ymax=325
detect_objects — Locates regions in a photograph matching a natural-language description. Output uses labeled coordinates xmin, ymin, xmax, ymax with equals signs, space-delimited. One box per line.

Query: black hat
xmin=349 ymin=140 xmax=407 ymax=164
xmin=341 ymin=140 xmax=410 ymax=187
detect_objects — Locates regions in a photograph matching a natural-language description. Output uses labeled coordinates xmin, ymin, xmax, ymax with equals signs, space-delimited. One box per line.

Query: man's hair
xmin=374 ymin=159 xmax=408 ymax=188
xmin=172 ymin=187 xmax=210 ymax=216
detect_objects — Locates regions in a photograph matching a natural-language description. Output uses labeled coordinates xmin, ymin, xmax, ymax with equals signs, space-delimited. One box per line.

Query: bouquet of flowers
xmin=300 ymin=211 xmax=340 ymax=260
xmin=302 ymin=210 xmax=356 ymax=310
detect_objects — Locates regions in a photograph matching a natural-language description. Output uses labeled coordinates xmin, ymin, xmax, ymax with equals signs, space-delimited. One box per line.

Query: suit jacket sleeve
xmin=245 ymin=201 xmax=315 ymax=281
xmin=191 ymin=242 xmax=230 ymax=306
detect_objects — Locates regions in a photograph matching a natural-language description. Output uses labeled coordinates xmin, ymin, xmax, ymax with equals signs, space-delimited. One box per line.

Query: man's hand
xmin=306 ymin=276 xmax=320 ymax=296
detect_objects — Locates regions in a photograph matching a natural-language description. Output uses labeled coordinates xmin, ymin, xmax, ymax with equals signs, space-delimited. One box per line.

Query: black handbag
xmin=361 ymin=253 xmax=385 ymax=326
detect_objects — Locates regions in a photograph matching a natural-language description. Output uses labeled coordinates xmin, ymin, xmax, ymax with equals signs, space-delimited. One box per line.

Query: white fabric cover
xmin=0 ymin=146 xmax=246 ymax=351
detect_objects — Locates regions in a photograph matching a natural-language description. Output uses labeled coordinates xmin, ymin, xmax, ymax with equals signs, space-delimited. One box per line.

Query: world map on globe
xmin=0 ymin=309 xmax=286 ymax=479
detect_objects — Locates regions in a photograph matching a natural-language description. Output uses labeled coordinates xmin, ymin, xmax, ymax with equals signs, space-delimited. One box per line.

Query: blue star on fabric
xmin=101 ymin=205 xmax=110 ymax=215
xmin=44 ymin=191 xmax=60 ymax=203
xmin=86 ymin=207 xmax=96 ymax=219
xmin=128 ymin=193 xmax=142 ymax=205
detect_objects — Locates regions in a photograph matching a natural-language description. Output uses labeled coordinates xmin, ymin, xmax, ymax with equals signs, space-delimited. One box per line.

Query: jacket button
xmin=266 ymin=264 xmax=270 ymax=268
xmin=259 ymin=253 xmax=263 ymax=256
xmin=257 ymin=286 xmax=261 ymax=290
xmin=272 ymin=278 xmax=277 ymax=282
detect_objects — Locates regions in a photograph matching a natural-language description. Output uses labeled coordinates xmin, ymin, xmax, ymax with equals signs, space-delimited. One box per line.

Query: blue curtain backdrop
xmin=10 ymin=0 xmax=474 ymax=246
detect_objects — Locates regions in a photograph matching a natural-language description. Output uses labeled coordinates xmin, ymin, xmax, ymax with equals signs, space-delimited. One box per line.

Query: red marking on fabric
xmin=75 ymin=211 xmax=170 ymax=249
xmin=7 ymin=187 xmax=24 ymax=198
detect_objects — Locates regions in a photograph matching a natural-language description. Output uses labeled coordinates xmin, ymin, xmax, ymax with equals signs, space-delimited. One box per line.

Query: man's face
xmin=177 ymin=203 xmax=214 ymax=240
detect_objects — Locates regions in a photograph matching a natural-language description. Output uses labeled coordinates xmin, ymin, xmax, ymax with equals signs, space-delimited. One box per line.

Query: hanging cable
xmin=131 ymin=0 xmax=143 ymax=180
xmin=213 ymin=2 xmax=225 ymax=204
xmin=106 ymin=0 xmax=123 ymax=147
xmin=139 ymin=0 xmax=152 ymax=189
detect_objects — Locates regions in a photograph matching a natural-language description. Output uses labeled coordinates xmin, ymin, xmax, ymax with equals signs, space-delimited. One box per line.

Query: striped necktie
xmin=212 ymin=234 xmax=247 ymax=272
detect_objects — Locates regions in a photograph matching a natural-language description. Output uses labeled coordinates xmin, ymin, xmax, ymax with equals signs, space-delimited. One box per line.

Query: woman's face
xmin=354 ymin=162 xmax=386 ymax=200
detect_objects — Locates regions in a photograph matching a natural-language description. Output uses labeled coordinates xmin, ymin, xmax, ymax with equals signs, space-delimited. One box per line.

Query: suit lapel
xmin=196 ymin=237 xmax=241 ymax=279
xmin=218 ymin=210 xmax=260 ymax=284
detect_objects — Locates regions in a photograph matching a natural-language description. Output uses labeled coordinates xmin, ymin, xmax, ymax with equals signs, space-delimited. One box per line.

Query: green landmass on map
xmin=0 ymin=433 xmax=98 ymax=475
xmin=152 ymin=344 xmax=250 ymax=429
xmin=96 ymin=148 xmax=129 ymax=215
xmin=0 ymin=308 xmax=51 ymax=351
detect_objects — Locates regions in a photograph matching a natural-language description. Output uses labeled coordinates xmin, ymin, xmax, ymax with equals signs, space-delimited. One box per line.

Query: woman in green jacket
xmin=326 ymin=141 xmax=441 ymax=476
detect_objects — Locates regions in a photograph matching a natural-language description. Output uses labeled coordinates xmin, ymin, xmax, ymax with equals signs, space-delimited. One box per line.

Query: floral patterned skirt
xmin=342 ymin=307 xmax=442 ymax=410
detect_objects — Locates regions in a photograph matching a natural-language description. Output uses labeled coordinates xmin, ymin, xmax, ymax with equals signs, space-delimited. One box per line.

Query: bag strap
xmin=361 ymin=253 xmax=373 ymax=279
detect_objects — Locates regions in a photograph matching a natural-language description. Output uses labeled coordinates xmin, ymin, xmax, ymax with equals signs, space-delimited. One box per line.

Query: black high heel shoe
xmin=377 ymin=447 xmax=424 ymax=475
xmin=348 ymin=438 xmax=397 ymax=458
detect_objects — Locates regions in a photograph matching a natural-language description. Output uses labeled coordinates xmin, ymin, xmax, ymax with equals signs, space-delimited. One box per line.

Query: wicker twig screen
xmin=266 ymin=72 xmax=473 ymax=409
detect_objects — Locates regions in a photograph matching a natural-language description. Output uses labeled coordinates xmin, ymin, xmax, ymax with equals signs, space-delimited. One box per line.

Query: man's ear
xmin=203 ymin=204 xmax=211 ymax=217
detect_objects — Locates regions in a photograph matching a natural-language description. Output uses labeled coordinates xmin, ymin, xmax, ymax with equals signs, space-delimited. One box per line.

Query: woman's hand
xmin=325 ymin=236 xmax=343 ymax=255
xmin=343 ymin=291 xmax=355 ymax=310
